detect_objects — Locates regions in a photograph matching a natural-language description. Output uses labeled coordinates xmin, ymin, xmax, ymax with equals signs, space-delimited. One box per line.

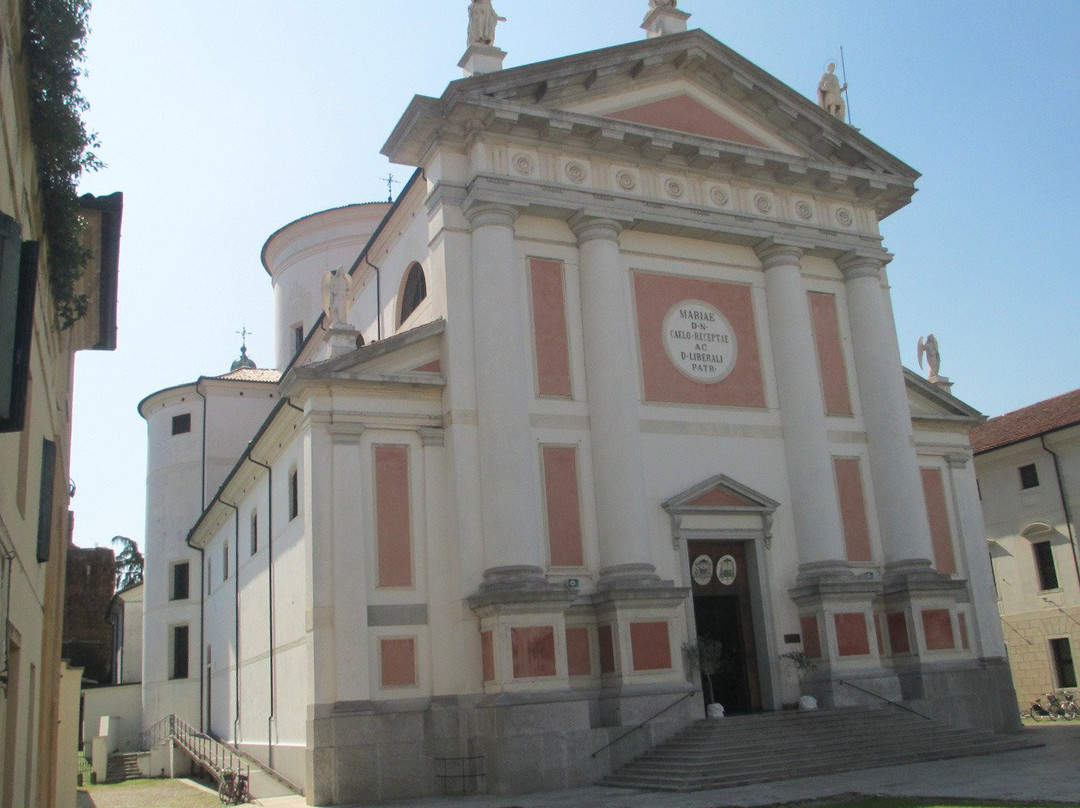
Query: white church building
xmin=138 ymin=4 xmax=1016 ymax=804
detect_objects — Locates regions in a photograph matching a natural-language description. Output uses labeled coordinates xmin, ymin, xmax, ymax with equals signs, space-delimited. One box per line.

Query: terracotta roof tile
xmin=970 ymin=387 xmax=1080 ymax=454
xmin=214 ymin=367 xmax=282 ymax=383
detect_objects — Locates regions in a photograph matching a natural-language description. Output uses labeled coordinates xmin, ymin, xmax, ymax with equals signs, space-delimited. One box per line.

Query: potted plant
xmin=684 ymin=636 xmax=727 ymax=717
xmin=779 ymin=650 xmax=819 ymax=710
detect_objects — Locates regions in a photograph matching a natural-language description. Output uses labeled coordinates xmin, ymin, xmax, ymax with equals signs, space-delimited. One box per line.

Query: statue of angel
xmin=917 ymin=333 xmax=941 ymax=379
xmin=322 ymin=267 xmax=353 ymax=328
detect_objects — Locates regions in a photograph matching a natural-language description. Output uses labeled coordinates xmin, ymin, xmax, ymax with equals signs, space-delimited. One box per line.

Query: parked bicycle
xmin=218 ymin=768 xmax=250 ymax=804
xmin=1024 ymin=692 xmax=1078 ymax=721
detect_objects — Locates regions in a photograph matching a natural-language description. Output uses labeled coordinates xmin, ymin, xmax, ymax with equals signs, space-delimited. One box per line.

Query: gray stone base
xmin=305 ymin=684 xmax=698 ymax=805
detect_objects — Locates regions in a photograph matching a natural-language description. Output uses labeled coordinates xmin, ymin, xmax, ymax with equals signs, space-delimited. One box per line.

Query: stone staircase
xmin=105 ymin=752 xmax=144 ymax=782
xmin=603 ymin=707 xmax=1041 ymax=792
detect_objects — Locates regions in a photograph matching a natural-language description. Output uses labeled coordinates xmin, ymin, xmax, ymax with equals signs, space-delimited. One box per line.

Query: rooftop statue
xmin=468 ymin=0 xmax=506 ymax=46
xmin=817 ymin=62 xmax=847 ymax=121
xmin=650 ymin=0 xmax=678 ymax=7
xmin=917 ymin=333 xmax=942 ymax=380
xmin=322 ymin=267 xmax=353 ymax=329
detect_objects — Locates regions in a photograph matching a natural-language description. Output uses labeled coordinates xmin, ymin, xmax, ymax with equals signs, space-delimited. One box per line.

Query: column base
xmin=478 ymin=565 xmax=549 ymax=593
xmin=597 ymin=563 xmax=661 ymax=591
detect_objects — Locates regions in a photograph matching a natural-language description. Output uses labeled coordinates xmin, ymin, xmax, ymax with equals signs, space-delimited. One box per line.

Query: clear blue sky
xmin=71 ymin=0 xmax=1080 ymax=549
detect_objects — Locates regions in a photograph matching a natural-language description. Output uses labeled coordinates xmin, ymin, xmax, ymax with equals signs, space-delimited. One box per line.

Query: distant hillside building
xmin=140 ymin=5 xmax=1014 ymax=804
xmin=972 ymin=388 xmax=1080 ymax=705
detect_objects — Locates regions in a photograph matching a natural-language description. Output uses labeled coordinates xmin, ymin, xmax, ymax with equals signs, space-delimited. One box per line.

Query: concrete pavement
xmin=255 ymin=722 xmax=1080 ymax=808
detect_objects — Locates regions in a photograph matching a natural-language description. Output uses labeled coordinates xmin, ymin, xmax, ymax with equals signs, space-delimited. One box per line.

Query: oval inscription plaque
xmin=662 ymin=300 xmax=737 ymax=383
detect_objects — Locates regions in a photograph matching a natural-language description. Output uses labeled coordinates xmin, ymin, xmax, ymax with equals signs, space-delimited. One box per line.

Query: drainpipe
xmin=194 ymin=382 xmax=208 ymax=731
xmin=1041 ymin=436 xmax=1080 ymax=589
xmin=364 ymin=255 xmax=382 ymax=341
xmin=220 ymin=499 xmax=241 ymax=743
xmin=249 ymin=455 xmax=275 ymax=769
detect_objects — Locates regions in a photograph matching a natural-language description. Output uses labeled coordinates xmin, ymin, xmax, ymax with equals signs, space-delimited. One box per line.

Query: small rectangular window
xmin=250 ymin=512 xmax=258 ymax=555
xmin=207 ymin=559 xmax=212 ymax=591
xmin=289 ymin=469 xmax=299 ymax=521
xmin=1033 ymin=541 xmax=1059 ymax=591
xmin=1019 ymin=463 xmax=1040 ymax=490
xmin=171 ymin=625 xmax=189 ymax=679
xmin=172 ymin=413 xmax=191 ymax=435
xmin=171 ymin=561 xmax=190 ymax=600
xmin=36 ymin=438 xmax=57 ymax=562
xmin=1051 ymin=638 xmax=1077 ymax=688
xmin=0 ymin=229 xmax=38 ymax=434
xmin=223 ymin=542 xmax=229 ymax=580
xmin=293 ymin=324 xmax=304 ymax=355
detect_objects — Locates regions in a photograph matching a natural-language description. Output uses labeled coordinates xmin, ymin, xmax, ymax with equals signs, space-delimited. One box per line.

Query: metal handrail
xmin=590 ymin=692 xmax=694 ymax=759
xmin=140 ymin=713 xmax=249 ymax=783
xmin=836 ymin=678 xmax=931 ymax=720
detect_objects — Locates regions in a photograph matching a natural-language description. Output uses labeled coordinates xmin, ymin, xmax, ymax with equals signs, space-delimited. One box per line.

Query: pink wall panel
xmin=606 ymin=95 xmax=764 ymax=147
xmin=541 ymin=445 xmax=585 ymax=567
xmin=922 ymin=609 xmax=955 ymax=651
xmin=808 ymin=292 xmax=853 ymax=416
xmin=630 ymin=621 xmax=672 ymax=671
xmin=834 ymin=612 xmax=870 ymax=657
xmin=529 ymin=259 xmax=573 ymax=398
xmin=375 ymin=445 xmax=412 ymax=587
xmin=511 ymin=626 xmax=557 ymax=678
xmin=887 ymin=612 xmax=911 ymax=654
xmin=833 ymin=457 xmax=873 ymax=562
xmin=598 ymin=624 xmax=616 ymax=674
xmin=481 ymin=630 xmax=494 ymax=682
xmin=412 ymin=359 xmax=441 ymax=373
xmin=633 ymin=272 xmax=765 ymax=408
xmin=800 ymin=616 xmax=822 ymax=659
xmin=920 ymin=467 xmax=957 ymax=575
xmin=566 ymin=627 xmax=591 ymax=676
xmin=687 ymin=487 xmax=755 ymax=508
xmin=380 ymin=638 xmax=416 ymax=687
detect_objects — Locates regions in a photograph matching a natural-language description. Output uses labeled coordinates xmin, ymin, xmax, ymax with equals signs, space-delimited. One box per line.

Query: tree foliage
xmin=111 ymin=535 xmax=143 ymax=592
xmin=25 ymin=0 xmax=102 ymax=327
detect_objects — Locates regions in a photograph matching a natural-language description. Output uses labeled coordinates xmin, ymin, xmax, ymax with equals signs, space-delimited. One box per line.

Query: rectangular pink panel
xmin=380 ymin=638 xmax=416 ymax=687
xmin=922 ymin=609 xmax=955 ymax=651
xmin=834 ymin=612 xmax=870 ymax=657
xmin=920 ymin=467 xmax=957 ymax=574
xmin=630 ymin=621 xmax=671 ymax=671
xmin=800 ymin=616 xmax=822 ymax=659
xmin=887 ymin=612 xmax=911 ymax=654
xmin=530 ymin=259 xmax=573 ymax=398
xmin=511 ymin=626 xmax=556 ymax=678
xmin=808 ymin=292 xmax=853 ymax=416
xmin=375 ymin=445 xmax=412 ymax=588
xmin=566 ymin=627 xmax=591 ymax=676
xmin=541 ymin=445 xmax=585 ymax=568
xmin=633 ymin=272 xmax=766 ymax=408
xmin=481 ymin=630 xmax=494 ymax=682
xmin=598 ymin=624 xmax=616 ymax=674
xmin=833 ymin=457 xmax=872 ymax=562
xmin=607 ymin=95 xmax=764 ymax=147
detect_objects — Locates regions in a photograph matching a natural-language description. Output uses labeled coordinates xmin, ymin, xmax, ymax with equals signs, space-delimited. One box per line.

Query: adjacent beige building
xmin=0 ymin=2 xmax=122 ymax=806
xmin=972 ymin=388 xmax=1080 ymax=706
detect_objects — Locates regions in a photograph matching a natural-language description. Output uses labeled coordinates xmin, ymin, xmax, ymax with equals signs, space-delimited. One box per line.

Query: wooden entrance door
xmin=688 ymin=540 xmax=761 ymax=713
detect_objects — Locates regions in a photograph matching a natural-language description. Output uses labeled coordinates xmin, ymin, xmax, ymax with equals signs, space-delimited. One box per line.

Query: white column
xmin=838 ymin=251 xmax=935 ymax=572
xmin=466 ymin=203 xmax=545 ymax=588
xmin=571 ymin=213 xmax=656 ymax=587
xmin=757 ymin=241 xmax=847 ymax=571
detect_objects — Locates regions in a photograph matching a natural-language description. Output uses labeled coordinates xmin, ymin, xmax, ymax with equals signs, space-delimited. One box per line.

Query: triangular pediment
xmin=663 ymin=474 xmax=779 ymax=515
xmin=289 ymin=319 xmax=445 ymax=384
xmin=904 ymin=367 xmax=984 ymax=424
xmin=602 ymin=92 xmax=766 ymax=149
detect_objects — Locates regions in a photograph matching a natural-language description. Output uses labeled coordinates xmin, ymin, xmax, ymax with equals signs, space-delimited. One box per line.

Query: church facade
xmin=141 ymin=7 xmax=1015 ymax=805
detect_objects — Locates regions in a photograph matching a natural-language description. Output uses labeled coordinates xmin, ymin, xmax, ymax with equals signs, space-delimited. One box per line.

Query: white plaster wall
xmin=118 ymin=587 xmax=143 ymax=684
xmin=82 ymin=683 xmax=142 ymax=758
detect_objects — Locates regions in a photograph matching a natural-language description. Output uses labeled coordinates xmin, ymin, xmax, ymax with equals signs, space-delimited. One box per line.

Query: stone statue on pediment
xmin=468 ymin=0 xmax=506 ymax=46
xmin=322 ymin=266 xmax=353 ymax=329
xmin=818 ymin=62 xmax=847 ymax=121
xmin=917 ymin=333 xmax=941 ymax=380
xmin=650 ymin=0 xmax=678 ymax=7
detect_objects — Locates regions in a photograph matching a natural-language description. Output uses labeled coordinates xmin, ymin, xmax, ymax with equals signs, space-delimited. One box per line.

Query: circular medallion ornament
xmin=664 ymin=178 xmax=684 ymax=199
xmin=565 ymin=161 xmax=587 ymax=184
xmin=512 ymin=153 xmax=535 ymax=175
xmin=691 ymin=555 xmax=714 ymax=586
xmin=709 ymin=186 xmax=730 ymax=207
xmin=835 ymin=207 xmax=854 ymax=227
xmin=616 ymin=170 xmax=637 ymax=191
xmin=662 ymin=300 xmax=738 ymax=384
xmin=716 ymin=554 xmax=737 ymax=586
xmin=795 ymin=200 xmax=814 ymax=221
xmin=754 ymin=192 xmax=773 ymax=214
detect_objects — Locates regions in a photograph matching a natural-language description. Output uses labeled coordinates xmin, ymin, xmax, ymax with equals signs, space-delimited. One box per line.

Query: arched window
xmin=399 ymin=263 xmax=427 ymax=326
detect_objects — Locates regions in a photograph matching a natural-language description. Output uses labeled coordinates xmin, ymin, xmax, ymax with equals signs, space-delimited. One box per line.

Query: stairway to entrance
xmin=104 ymin=751 xmax=145 ymax=782
xmin=602 ymin=707 xmax=1041 ymax=792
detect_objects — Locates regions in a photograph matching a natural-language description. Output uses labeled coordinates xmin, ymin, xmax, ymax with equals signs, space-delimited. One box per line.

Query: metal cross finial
xmin=236 ymin=324 xmax=252 ymax=350
xmin=380 ymin=173 xmax=401 ymax=202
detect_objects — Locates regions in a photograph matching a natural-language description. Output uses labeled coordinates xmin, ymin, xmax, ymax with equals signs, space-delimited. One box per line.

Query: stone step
xmin=603 ymin=707 xmax=1040 ymax=792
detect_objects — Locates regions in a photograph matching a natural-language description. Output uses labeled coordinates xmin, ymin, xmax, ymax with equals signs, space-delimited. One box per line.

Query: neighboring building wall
xmin=974 ymin=417 xmax=1080 ymax=707
xmin=111 ymin=584 xmax=143 ymax=684
xmin=62 ymin=544 xmax=116 ymax=684
xmin=82 ymin=683 xmax=142 ymax=760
